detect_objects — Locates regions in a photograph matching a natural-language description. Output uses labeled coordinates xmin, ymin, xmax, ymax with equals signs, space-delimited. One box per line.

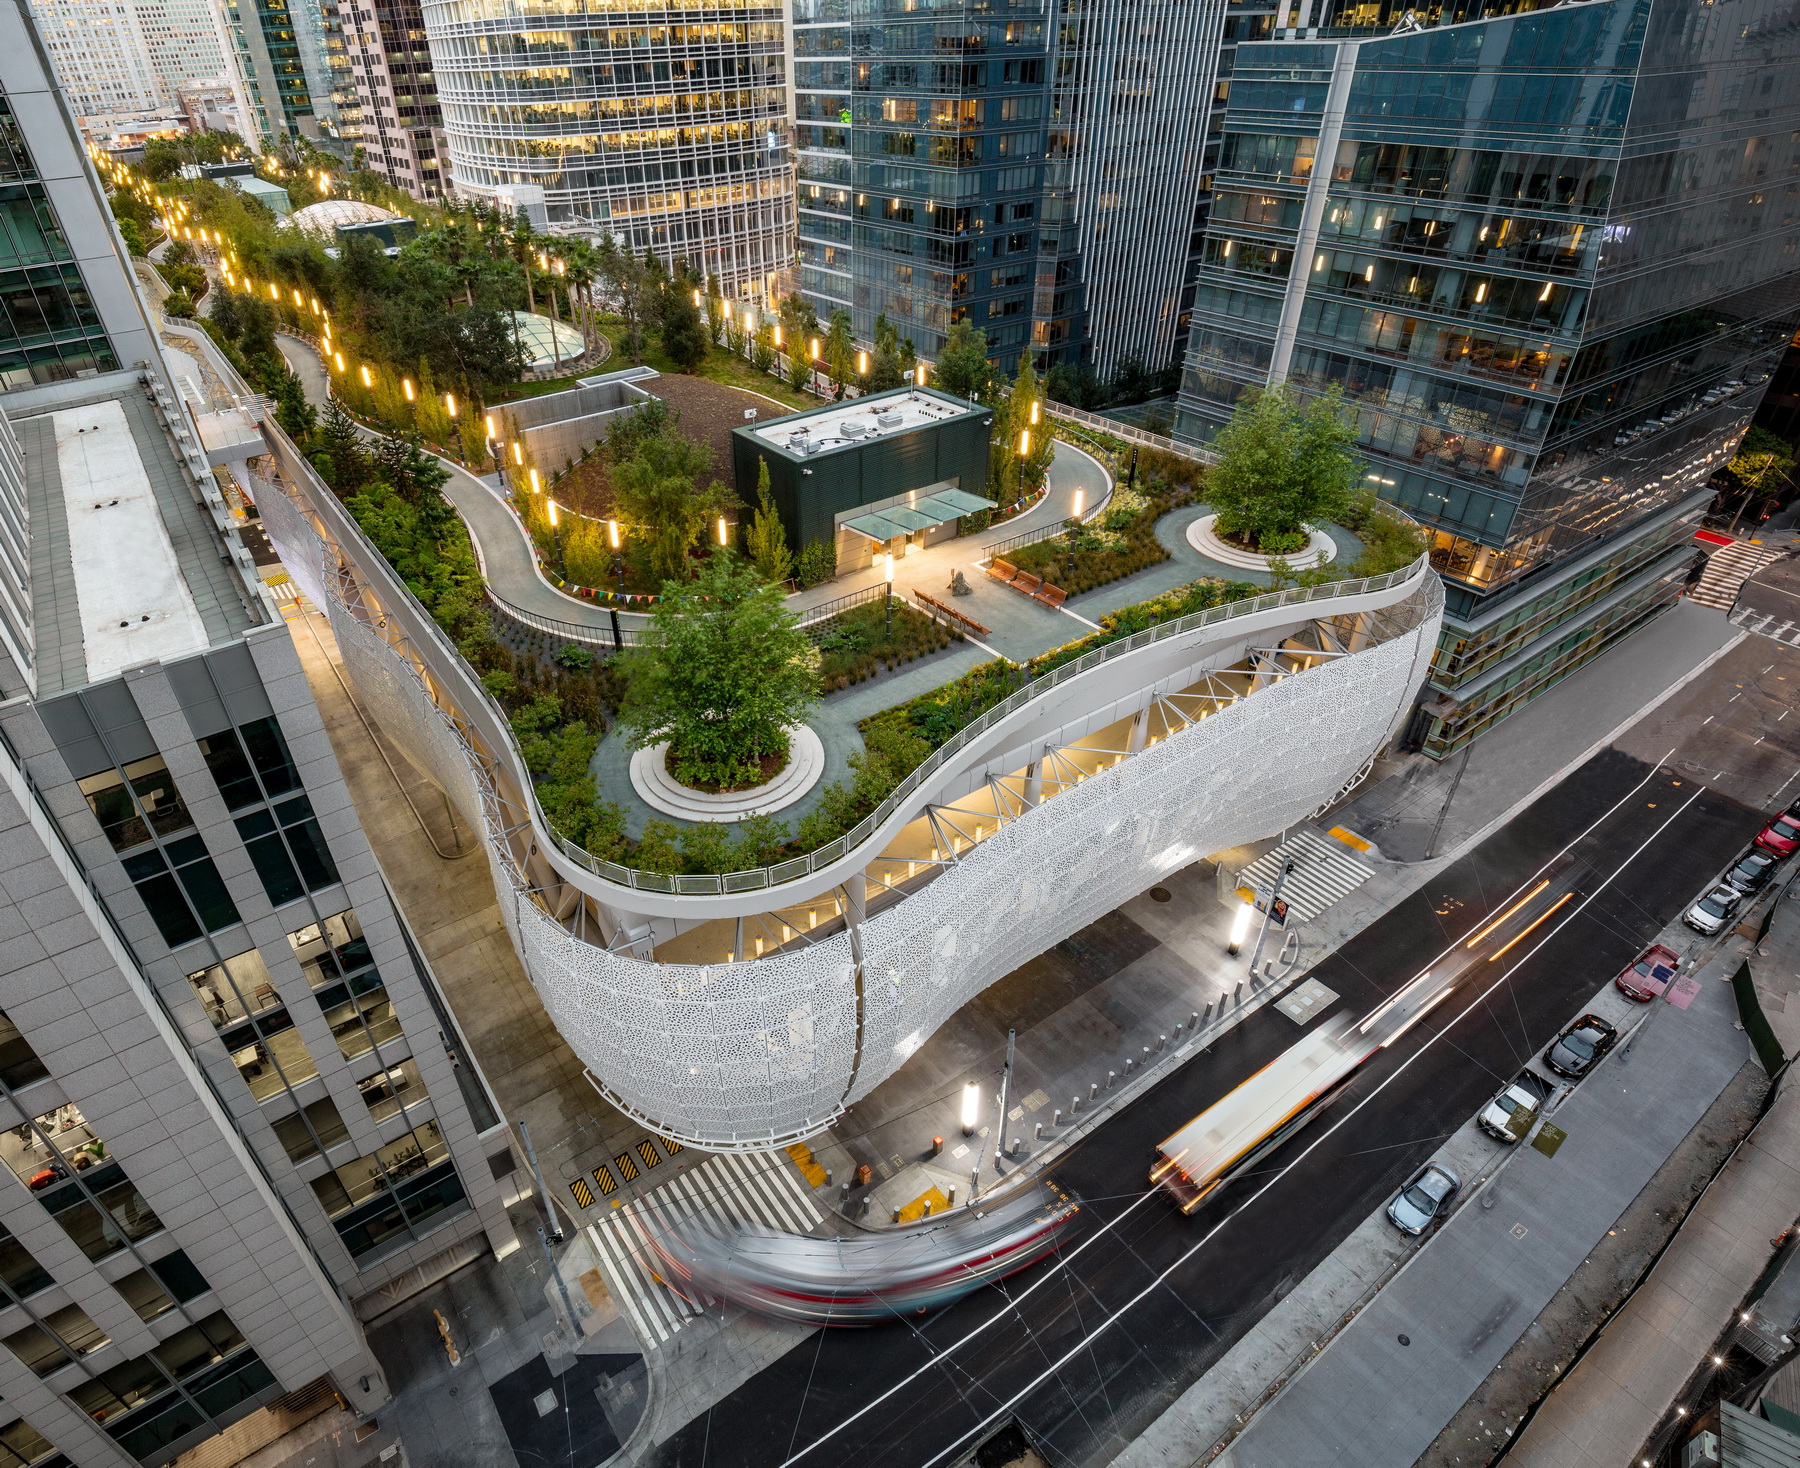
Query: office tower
xmin=214 ymin=0 xmax=350 ymax=144
xmin=424 ymin=0 xmax=790 ymax=289
xmin=26 ymin=0 xmax=168 ymax=121
xmin=0 ymin=7 xmax=516 ymax=1461
xmin=340 ymin=0 xmax=444 ymax=200
xmin=794 ymin=0 xmax=1220 ymax=374
xmin=1173 ymin=0 xmax=1800 ymax=756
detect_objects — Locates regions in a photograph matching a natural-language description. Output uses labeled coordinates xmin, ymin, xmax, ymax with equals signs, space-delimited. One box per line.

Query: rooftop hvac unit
xmin=840 ymin=420 xmax=871 ymax=438
xmin=876 ymin=411 xmax=904 ymax=428
xmin=1683 ymin=1429 xmax=1720 ymax=1468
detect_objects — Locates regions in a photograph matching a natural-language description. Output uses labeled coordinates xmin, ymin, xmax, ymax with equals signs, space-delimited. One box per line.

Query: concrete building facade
xmin=341 ymin=0 xmax=445 ymax=199
xmin=0 ymin=15 xmax=520 ymax=1464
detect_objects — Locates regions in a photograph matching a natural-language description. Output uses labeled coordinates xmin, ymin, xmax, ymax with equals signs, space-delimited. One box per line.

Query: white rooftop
xmin=750 ymin=390 xmax=975 ymax=458
xmin=54 ymin=401 xmax=208 ymax=683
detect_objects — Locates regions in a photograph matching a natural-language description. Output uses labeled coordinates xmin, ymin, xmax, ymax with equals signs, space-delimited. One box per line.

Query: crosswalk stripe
xmin=1235 ymin=828 xmax=1375 ymax=925
xmin=586 ymin=1148 xmax=827 ymax=1349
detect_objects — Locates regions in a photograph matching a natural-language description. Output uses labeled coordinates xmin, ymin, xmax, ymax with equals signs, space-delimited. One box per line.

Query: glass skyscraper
xmin=1174 ymin=0 xmax=1800 ymax=755
xmin=794 ymin=0 xmax=1220 ymax=374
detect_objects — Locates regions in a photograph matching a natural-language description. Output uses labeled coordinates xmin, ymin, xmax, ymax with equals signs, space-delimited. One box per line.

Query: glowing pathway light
xmin=717 ymin=516 xmax=729 ymax=547
xmin=1227 ymin=899 xmax=1255 ymax=955
xmin=402 ymin=378 xmax=415 ymax=402
xmin=961 ymin=1082 xmax=981 ymax=1136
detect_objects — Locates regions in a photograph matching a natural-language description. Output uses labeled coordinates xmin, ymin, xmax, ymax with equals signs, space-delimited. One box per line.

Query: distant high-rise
xmin=1174 ymin=0 xmax=1800 ymax=756
xmin=340 ymin=0 xmax=443 ymax=200
xmin=424 ymin=0 xmax=791 ymax=291
xmin=794 ymin=0 xmax=1220 ymax=375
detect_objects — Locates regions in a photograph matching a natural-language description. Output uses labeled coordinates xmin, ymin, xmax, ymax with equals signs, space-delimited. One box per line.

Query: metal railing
xmin=547 ymin=553 xmax=1432 ymax=896
xmin=1046 ymin=401 xmax=1213 ymax=464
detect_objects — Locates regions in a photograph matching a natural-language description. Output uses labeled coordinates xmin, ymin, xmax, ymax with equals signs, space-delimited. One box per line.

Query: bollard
xmin=1234 ymin=981 xmax=1244 ymax=1002
xmin=1203 ymin=1001 xmax=1214 ymax=1024
xmin=1052 ymin=1108 xmax=1062 ymax=1127
xmin=1191 ymin=1011 xmax=1200 ymax=1028
xmin=825 ymin=1169 xmax=833 ymax=1187
xmin=1174 ymin=1021 xmax=1184 ymax=1037
xmin=1143 ymin=1046 xmax=1152 ymax=1062
xmin=922 ymin=1200 xmax=932 ymax=1218
xmin=841 ymin=1180 xmax=852 ymax=1197
xmin=931 ymin=1135 xmax=944 ymax=1157
xmin=970 ymin=1167 xmax=980 ymax=1197
xmin=947 ymin=1187 xmax=956 ymax=1206
xmin=1034 ymin=1122 xmax=1043 ymax=1139
xmin=893 ymin=1206 xmax=901 ymax=1223
xmin=1072 ymin=1094 xmax=1081 ymax=1113
xmin=1010 ymin=1137 xmax=1022 ymax=1156
xmin=1124 ymin=1057 xmax=1134 ymax=1075
xmin=1158 ymin=1033 xmax=1168 ymax=1051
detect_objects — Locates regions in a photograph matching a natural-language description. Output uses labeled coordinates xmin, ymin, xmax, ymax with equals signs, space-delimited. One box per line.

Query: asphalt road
xmin=640 ymin=651 xmax=1800 ymax=1468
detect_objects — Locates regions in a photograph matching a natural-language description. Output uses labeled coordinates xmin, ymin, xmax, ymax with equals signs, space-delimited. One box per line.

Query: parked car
xmin=1616 ymin=943 xmax=1682 ymax=1002
xmin=1478 ymin=1070 xmax=1554 ymax=1142
xmin=1545 ymin=1013 xmax=1619 ymax=1078
xmin=1684 ymin=883 xmax=1743 ymax=935
xmin=1723 ymin=850 xmax=1780 ymax=897
xmin=1753 ymin=811 xmax=1800 ymax=858
xmin=1387 ymin=1161 xmax=1461 ymax=1235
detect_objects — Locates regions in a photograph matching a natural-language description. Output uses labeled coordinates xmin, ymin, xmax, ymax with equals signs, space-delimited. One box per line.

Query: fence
xmin=1046 ymin=401 xmax=1213 ymax=464
xmin=546 ymin=554 xmax=1432 ymax=895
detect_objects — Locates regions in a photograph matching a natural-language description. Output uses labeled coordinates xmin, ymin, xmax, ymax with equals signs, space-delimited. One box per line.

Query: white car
xmin=1683 ymin=884 xmax=1742 ymax=935
xmin=1478 ymin=1071 xmax=1552 ymax=1143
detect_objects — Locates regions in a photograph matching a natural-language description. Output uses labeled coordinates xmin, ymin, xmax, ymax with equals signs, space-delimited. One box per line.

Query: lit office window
xmin=76 ymin=756 xmax=191 ymax=852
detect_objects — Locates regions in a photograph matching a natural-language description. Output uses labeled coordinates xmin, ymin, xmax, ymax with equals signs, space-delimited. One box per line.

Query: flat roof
xmin=11 ymin=382 xmax=260 ymax=695
xmin=746 ymin=387 xmax=985 ymax=461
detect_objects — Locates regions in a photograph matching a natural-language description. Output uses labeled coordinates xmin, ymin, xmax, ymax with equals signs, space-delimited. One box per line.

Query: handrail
xmin=547 ymin=550 xmax=1433 ymax=895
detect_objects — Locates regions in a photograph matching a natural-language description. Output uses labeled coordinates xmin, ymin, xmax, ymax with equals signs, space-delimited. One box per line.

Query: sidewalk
xmin=1502 ymin=883 xmax=1800 ymax=1467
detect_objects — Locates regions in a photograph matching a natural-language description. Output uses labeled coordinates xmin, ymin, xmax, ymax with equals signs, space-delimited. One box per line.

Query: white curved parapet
xmin=253 ymin=426 xmax=1442 ymax=1149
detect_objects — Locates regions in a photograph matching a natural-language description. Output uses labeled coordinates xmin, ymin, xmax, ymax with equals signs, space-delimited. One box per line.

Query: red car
xmin=1753 ymin=811 xmax=1800 ymax=857
xmin=1616 ymin=943 xmax=1681 ymax=1002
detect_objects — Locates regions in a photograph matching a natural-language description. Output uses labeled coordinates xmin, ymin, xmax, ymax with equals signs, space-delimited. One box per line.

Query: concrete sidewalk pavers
xmin=1503 ymin=889 xmax=1800 ymax=1467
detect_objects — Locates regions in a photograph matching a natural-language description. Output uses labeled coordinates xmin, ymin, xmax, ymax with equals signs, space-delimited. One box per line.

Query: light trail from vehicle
xmin=909 ymin=781 xmax=1706 ymax=1468
xmin=775 ymin=752 xmax=1680 ymax=1468
xmin=1486 ymin=890 xmax=1578 ymax=960
xmin=1465 ymin=879 xmax=1551 ymax=947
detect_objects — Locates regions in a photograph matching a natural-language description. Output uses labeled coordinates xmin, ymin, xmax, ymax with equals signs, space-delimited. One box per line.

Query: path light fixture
xmin=359 ymin=364 xmax=372 ymax=388
xmin=513 ymin=442 xmax=524 ymax=466
xmin=402 ymin=378 xmax=415 ymax=403
xmin=858 ymin=350 xmax=869 ymax=374
xmin=917 ymin=362 xmax=928 ymax=385
xmin=885 ymin=553 xmax=895 ymax=638
xmin=1227 ymin=899 xmax=1254 ymax=955
xmin=529 ymin=469 xmax=540 ymax=494
xmin=445 ymin=393 xmax=457 ymax=417
xmin=717 ymin=516 xmax=730 ymax=548
xmin=961 ymin=1082 xmax=981 ymax=1136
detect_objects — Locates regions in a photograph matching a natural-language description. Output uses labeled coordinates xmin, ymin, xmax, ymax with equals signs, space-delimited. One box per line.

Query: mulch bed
xmin=553 ymin=371 xmax=789 ymax=517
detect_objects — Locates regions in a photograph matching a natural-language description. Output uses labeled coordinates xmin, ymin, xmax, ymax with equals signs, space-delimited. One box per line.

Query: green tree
xmin=603 ymin=396 xmax=675 ymax=466
xmin=1725 ymin=426 xmax=1796 ymax=532
xmin=935 ymin=319 xmax=993 ymax=403
xmin=745 ymin=458 xmax=793 ymax=583
xmin=861 ymin=312 xmax=906 ymax=392
xmin=658 ymin=270 xmax=709 ymax=372
xmin=618 ymin=552 xmax=820 ymax=788
xmin=163 ymin=290 xmax=196 ymax=319
xmin=990 ymin=352 xmax=1053 ymax=504
xmin=1205 ymin=384 xmax=1360 ymax=553
xmin=117 ymin=218 xmax=149 ymax=256
xmin=823 ymin=308 xmax=855 ymax=392
xmin=610 ymin=431 xmax=735 ymax=582
xmin=315 ymin=398 xmax=372 ymax=494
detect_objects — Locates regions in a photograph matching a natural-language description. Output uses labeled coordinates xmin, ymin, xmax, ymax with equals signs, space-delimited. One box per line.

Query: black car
xmin=1545 ymin=1013 xmax=1619 ymax=1078
xmin=1724 ymin=849 xmax=1780 ymax=897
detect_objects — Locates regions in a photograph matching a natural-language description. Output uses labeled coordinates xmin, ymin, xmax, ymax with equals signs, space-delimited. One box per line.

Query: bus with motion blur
xmin=1151 ymin=969 xmax=1458 ymax=1213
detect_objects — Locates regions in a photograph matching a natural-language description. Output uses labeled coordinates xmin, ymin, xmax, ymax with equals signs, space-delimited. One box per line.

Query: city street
xmin=636 ymin=637 xmax=1800 ymax=1468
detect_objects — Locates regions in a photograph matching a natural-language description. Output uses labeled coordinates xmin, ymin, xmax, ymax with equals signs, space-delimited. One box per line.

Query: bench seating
xmin=912 ymin=590 xmax=992 ymax=637
xmin=987 ymin=558 xmax=1018 ymax=582
xmin=982 ymin=555 xmax=1069 ymax=611
xmin=1035 ymin=584 xmax=1067 ymax=609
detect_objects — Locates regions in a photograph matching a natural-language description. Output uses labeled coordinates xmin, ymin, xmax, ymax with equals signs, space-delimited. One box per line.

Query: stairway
xmin=1688 ymin=537 xmax=1782 ymax=610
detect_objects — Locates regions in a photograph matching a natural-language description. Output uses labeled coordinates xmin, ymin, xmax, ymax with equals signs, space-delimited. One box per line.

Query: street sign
xmin=1238 ymin=886 xmax=1289 ymax=925
xmin=1532 ymin=1123 xmax=1567 ymax=1158
xmin=1666 ymin=975 xmax=1702 ymax=1010
xmin=1504 ymin=1106 xmax=1537 ymax=1140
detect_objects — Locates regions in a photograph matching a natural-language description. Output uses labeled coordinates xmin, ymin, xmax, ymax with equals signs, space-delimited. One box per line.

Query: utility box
xmin=730 ymin=386 xmax=993 ymax=572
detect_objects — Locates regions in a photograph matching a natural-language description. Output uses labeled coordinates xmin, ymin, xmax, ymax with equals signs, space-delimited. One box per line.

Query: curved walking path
xmin=279 ymin=330 xmax=1114 ymax=647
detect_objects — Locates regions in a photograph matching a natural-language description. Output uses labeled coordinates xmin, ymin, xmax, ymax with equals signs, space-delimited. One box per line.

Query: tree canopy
xmin=1206 ymin=384 xmax=1362 ymax=553
xmin=618 ymin=553 xmax=819 ymax=788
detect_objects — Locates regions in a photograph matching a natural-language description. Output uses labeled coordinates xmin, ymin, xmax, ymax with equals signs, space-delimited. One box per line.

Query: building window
xmin=269 ymin=1096 xmax=349 ymax=1163
xmin=0 ymin=1224 xmax=52 ymax=1305
xmin=77 ymin=756 xmax=191 ymax=852
xmin=37 ymin=1166 xmax=161 ymax=1264
xmin=288 ymin=911 xmax=399 ymax=1060
xmin=196 ymin=717 xmax=301 ymax=811
xmin=0 ymin=1012 xmax=47 ymax=1091
xmin=235 ymin=796 xmax=339 ymax=907
xmin=309 ymin=1121 xmax=466 ymax=1260
xmin=185 ymin=951 xmax=281 ymax=1032
xmin=112 ymin=1250 xmax=210 ymax=1324
xmin=357 ymin=1058 xmax=426 ymax=1124
xmin=0 ymin=1416 xmax=70 ymax=1468
xmin=3 ymin=1304 xmax=108 ymax=1376
xmin=121 ymin=836 xmax=240 ymax=948
xmin=68 ymin=1310 xmax=275 ymax=1462
xmin=222 ymin=1009 xmax=320 ymax=1103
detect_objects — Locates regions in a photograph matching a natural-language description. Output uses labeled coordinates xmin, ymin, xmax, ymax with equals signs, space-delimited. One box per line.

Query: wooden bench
xmin=1035 ymin=584 xmax=1068 ymax=609
xmin=987 ymin=558 xmax=1018 ymax=583
xmin=1012 ymin=570 xmax=1043 ymax=594
xmin=913 ymin=590 xmax=992 ymax=637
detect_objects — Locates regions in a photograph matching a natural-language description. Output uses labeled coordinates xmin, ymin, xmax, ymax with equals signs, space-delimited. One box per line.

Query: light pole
xmin=1246 ymin=858 xmax=1297 ymax=975
xmin=609 ymin=518 xmax=624 ymax=597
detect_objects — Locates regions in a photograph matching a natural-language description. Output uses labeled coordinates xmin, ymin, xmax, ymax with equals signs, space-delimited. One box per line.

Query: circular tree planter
xmin=629 ymin=725 xmax=827 ymax=823
xmin=1186 ymin=514 xmax=1337 ymax=573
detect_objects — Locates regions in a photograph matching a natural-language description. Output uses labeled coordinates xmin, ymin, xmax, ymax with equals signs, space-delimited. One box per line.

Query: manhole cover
xmin=1276 ymin=979 xmax=1339 ymax=1024
xmin=1150 ymin=887 xmax=1172 ymax=903
xmin=1398 ymin=1334 xmax=1411 ymax=1346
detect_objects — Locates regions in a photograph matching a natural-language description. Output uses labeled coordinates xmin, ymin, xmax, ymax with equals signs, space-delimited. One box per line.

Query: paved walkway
xmin=1503 ymin=885 xmax=1800 ymax=1467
